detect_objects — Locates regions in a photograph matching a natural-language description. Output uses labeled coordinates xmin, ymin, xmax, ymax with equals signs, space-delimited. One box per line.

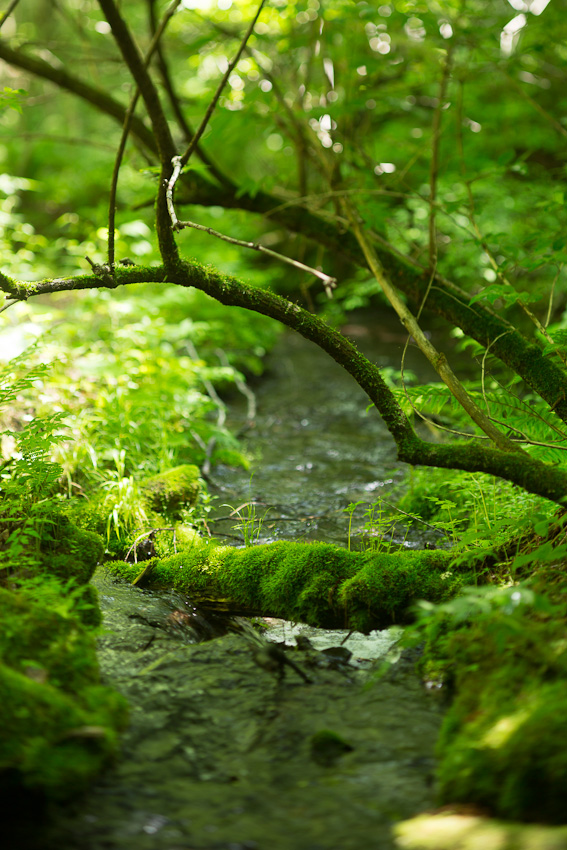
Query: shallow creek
xmin=42 ymin=320 xmax=446 ymax=850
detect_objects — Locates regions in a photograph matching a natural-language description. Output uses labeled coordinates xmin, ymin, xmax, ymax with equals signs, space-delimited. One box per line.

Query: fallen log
xmin=105 ymin=537 xmax=462 ymax=632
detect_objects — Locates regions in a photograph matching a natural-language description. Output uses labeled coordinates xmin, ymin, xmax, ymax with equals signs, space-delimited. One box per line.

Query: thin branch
xmin=428 ymin=44 xmax=453 ymax=273
xmin=147 ymin=0 xmax=232 ymax=189
xmin=0 ymin=298 xmax=17 ymax=313
xmin=167 ymin=153 xmax=337 ymax=296
xmin=341 ymin=198 xmax=522 ymax=454
xmin=175 ymin=212 xmax=337 ymax=297
xmin=545 ymin=264 xmax=563 ymax=328
xmin=165 ymin=155 xmax=183 ymax=227
xmin=0 ymin=0 xmax=21 ymax=29
xmin=98 ymin=0 xmax=180 ymax=262
xmin=107 ymin=0 xmax=181 ymax=268
xmin=179 ymin=0 xmax=267 ymax=168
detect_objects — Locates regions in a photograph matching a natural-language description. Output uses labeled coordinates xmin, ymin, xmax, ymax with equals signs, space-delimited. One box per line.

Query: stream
xmin=209 ymin=317 xmax=440 ymax=549
xmin=34 ymin=317 xmax=446 ymax=850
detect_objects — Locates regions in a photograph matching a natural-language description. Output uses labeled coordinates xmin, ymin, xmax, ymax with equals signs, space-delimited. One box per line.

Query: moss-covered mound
xmin=140 ymin=464 xmax=200 ymax=514
xmin=427 ymin=602 xmax=567 ymax=823
xmin=106 ymin=537 xmax=461 ymax=632
xmin=40 ymin=513 xmax=104 ymax=587
xmin=0 ymin=582 xmax=128 ymax=800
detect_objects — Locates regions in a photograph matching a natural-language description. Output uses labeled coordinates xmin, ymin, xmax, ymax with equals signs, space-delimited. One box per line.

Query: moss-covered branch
xmin=4 ymin=260 xmax=567 ymax=504
xmin=106 ymin=538 xmax=460 ymax=633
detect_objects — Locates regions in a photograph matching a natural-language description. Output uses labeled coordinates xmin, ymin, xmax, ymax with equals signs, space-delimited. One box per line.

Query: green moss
xmin=65 ymin=495 xmax=157 ymax=559
xmin=339 ymin=551 xmax=460 ymax=633
xmin=0 ymin=584 xmax=128 ymax=798
xmin=140 ymin=464 xmax=200 ymax=514
xmin=429 ymin=605 xmax=567 ymax=823
xmin=42 ymin=514 xmax=104 ymax=585
xmin=106 ymin=537 xmax=460 ymax=631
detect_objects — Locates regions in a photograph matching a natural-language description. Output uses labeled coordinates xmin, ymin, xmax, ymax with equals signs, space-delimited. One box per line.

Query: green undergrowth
xmin=0 ymin=362 xmax=130 ymax=800
xmin=106 ymin=535 xmax=464 ymax=632
xmin=66 ymin=463 xmax=201 ymax=558
xmin=0 ymin=506 xmax=128 ymax=800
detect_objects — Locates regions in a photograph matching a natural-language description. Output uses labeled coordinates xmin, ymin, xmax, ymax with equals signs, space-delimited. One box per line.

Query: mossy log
xmin=106 ymin=537 xmax=462 ymax=633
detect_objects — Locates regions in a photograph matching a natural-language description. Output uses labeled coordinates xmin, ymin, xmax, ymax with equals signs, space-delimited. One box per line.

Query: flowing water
xmin=34 ymin=317 xmax=447 ymax=850
xmin=209 ymin=319 xmax=440 ymax=549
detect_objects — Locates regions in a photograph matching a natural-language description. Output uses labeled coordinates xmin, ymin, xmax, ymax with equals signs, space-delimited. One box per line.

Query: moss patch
xmin=106 ymin=537 xmax=462 ymax=632
xmin=0 ymin=583 xmax=128 ymax=799
xmin=140 ymin=464 xmax=200 ymax=514
xmin=424 ymin=601 xmax=567 ymax=823
xmin=40 ymin=513 xmax=104 ymax=586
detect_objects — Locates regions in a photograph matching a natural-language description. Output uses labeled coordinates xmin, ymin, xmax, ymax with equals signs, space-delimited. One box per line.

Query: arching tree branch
xmin=2 ymin=263 xmax=566 ymax=505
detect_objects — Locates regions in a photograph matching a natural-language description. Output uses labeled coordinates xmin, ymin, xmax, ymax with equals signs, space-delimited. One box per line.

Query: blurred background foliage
xmin=1 ymin=0 xmax=567 ymax=539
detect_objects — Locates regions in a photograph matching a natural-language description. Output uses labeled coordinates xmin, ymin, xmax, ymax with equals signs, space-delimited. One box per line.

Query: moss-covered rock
xmin=0 ymin=583 xmax=128 ymax=799
xmin=41 ymin=513 xmax=104 ymax=585
xmin=140 ymin=464 xmax=200 ymax=514
xmin=106 ymin=537 xmax=462 ymax=632
xmin=427 ymin=603 xmax=567 ymax=823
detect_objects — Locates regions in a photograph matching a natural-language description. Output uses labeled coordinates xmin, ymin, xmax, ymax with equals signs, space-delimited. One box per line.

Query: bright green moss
xmin=140 ymin=464 xmax=200 ymax=514
xmin=106 ymin=537 xmax=460 ymax=631
xmin=42 ymin=515 xmax=104 ymax=585
xmin=430 ymin=607 xmax=567 ymax=823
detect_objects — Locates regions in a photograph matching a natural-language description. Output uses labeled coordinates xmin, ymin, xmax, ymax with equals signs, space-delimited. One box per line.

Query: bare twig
xmin=166 ymin=155 xmax=183 ymax=229
xmin=174 ymin=212 xmax=337 ymax=297
xmin=167 ymin=149 xmax=337 ymax=297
